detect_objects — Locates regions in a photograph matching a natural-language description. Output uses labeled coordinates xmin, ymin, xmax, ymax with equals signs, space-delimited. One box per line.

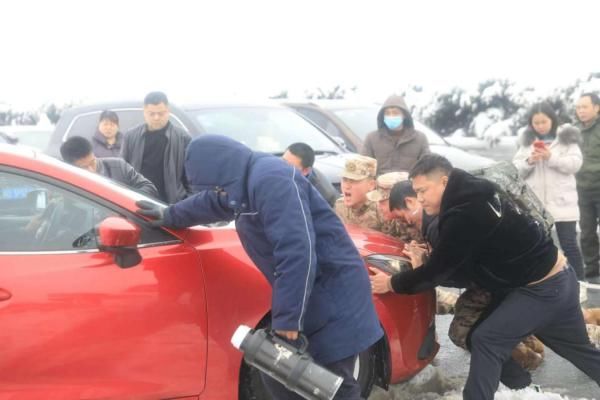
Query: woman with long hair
xmin=513 ymin=102 xmax=585 ymax=279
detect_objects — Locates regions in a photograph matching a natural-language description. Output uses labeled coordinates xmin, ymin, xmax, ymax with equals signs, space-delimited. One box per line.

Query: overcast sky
xmin=1 ymin=0 xmax=598 ymax=108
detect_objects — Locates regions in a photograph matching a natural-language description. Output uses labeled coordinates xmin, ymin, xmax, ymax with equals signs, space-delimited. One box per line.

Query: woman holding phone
xmin=513 ymin=102 xmax=585 ymax=279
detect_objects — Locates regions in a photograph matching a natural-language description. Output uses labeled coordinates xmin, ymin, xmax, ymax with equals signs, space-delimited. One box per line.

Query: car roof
xmin=284 ymin=100 xmax=380 ymax=111
xmin=181 ymin=101 xmax=289 ymax=111
xmin=59 ymin=101 xmax=146 ymax=116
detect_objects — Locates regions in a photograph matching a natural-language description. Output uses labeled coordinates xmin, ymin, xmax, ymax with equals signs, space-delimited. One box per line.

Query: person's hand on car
xmin=403 ymin=241 xmax=427 ymax=268
xmin=135 ymin=200 xmax=166 ymax=227
xmin=369 ymin=268 xmax=393 ymax=294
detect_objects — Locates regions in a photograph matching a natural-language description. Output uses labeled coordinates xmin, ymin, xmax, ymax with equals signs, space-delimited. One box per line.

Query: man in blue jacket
xmin=136 ymin=135 xmax=383 ymax=399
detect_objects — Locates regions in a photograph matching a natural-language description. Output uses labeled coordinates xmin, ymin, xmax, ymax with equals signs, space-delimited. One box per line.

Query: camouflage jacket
xmin=334 ymin=198 xmax=421 ymax=242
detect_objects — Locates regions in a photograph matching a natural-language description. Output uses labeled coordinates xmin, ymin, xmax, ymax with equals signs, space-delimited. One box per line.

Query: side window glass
xmin=0 ymin=172 xmax=179 ymax=252
xmin=296 ymin=108 xmax=342 ymax=137
xmin=0 ymin=172 xmax=116 ymax=252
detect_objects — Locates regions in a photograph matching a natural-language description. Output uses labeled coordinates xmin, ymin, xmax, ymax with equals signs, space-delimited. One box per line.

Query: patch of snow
xmin=368 ymin=364 xmax=593 ymax=400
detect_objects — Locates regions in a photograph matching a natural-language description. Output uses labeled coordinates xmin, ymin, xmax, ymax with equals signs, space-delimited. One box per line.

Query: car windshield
xmin=13 ymin=129 xmax=53 ymax=151
xmin=188 ymin=107 xmax=340 ymax=154
xmin=332 ymin=107 xmax=446 ymax=145
xmin=0 ymin=128 xmax=53 ymax=151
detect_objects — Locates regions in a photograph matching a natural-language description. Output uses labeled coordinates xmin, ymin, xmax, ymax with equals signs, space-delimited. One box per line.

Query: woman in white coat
xmin=513 ymin=102 xmax=585 ymax=279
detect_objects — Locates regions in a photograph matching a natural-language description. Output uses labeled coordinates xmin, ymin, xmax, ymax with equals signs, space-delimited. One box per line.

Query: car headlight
xmin=364 ymin=254 xmax=412 ymax=275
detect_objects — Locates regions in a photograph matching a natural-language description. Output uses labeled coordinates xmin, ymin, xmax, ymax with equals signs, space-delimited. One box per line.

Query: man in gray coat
xmin=121 ymin=91 xmax=191 ymax=203
xmin=60 ymin=136 xmax=159 ymax=198
xmin=575 ymin=92 xmax=600 ymax=279
xmin=361 ymin=94 xmax=430 ymax=175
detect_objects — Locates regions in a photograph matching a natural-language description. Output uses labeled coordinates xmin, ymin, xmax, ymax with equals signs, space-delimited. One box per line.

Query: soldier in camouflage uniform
xmin=334 ymin=155 xmax=380 ymax=229
xmin=583 ymin=308 xmax=600 ymax=348
xmin=335 ymin=157 xmax=422 ymax=243
xmin=366 ymin=172 xmax=422 ymax=242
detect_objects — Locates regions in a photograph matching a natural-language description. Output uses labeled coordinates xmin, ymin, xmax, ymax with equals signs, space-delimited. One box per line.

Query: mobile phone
xmin=533 ymin=140 xmax=546 ymax=149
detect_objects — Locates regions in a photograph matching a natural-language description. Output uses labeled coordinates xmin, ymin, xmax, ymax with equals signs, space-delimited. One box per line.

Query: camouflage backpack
xmin=469 ymin=161 xmax=554 ymax=235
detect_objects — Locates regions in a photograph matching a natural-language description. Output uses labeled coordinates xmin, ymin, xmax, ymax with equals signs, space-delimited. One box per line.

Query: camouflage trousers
xmin=583 ymin=308 xmax=600 ymax=348
xmin=447 ymin=287 xmax=545 ymax=371
xmin=587 ymin=324 xmax=600 ymax=348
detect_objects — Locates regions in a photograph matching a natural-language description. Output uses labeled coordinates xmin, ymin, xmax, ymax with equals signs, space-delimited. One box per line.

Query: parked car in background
xmin=0 ymin=143 xmax=438 ymax=399
xmin=0 ymin=125 xmax=54 ymax=152
xmin=286 ymin=101 xmax=495 ymax=170
xmin=48 ymin=102 xmax=350 ymax=189
xmin=46 ymin=102 xmax=202 ymax=159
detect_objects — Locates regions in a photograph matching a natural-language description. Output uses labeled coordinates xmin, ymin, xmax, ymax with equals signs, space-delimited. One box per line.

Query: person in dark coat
xmin=361 ymin=95 xmax=430 ymax=175
xmin=574 ymin=92 xmax=600 ymax=279
xmin=136 ymin=135 xmax=383 ymax=399
xmin=371 ymin=154 xmax=600 ymax=399
xmin=282 ymin=142 xmax=339 ymax=207
xmin=60 ymin=136 xmax=159 ymax=199
xmin=91 ymin=110 xmax=123 ymax=158
xmin=121 ymin=92 xmax=191 ymax=204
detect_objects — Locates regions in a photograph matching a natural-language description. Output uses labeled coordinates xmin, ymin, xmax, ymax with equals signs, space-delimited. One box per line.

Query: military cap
xmin=341 ymin=155 xmax=377 ymax=180
xmin=366 ymin=171 xmax=409 ymax=202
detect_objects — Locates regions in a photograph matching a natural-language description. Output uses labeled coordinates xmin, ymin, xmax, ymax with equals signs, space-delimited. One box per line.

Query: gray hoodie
xmin=361 ymin=95 xmax=430 ymax=175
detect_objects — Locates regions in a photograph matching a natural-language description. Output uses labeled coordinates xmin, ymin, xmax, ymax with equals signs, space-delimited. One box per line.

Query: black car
xmin=47 ymin=102 xmax=351 ymax=189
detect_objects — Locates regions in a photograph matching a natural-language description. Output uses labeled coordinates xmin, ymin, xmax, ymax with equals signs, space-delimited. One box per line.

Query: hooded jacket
xmin=163 ymin=135 xmax=383 ymax=364
xmin=121 ymin=122 xmax=191 ymax=204
xmin=361 ymin=95 xmax=430 ymax=175
xmin=391 ymin=169 xmax=558 ymax=294
xmin=513 ymin=124 xmax=582 ymax=221
xmin=92 ymin=130 xmax=123 ymax=158
xmin=575 ymin=116 xmax=600 ymax=192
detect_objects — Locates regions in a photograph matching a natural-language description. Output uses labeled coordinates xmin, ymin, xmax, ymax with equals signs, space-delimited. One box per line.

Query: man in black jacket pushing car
xmin=370 ymin=154 xmax=600 ymax=399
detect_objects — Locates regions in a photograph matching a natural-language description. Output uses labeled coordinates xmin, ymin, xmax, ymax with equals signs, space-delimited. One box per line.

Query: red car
xmin=0 ymin=144 xmax=438 ymax=399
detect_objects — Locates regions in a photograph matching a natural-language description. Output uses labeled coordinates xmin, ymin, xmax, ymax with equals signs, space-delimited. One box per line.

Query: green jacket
xmin=576 ymin=117 xmax=600 ymax=192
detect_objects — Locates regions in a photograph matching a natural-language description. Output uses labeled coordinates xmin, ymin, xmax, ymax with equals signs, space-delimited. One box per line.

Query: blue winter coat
xmin=163 ymin=135 xmax=383 ymax=364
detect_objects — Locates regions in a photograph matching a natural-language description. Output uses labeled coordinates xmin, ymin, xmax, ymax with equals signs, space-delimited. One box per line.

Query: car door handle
xmin=0 ymin=288 xmax=12 ymax=301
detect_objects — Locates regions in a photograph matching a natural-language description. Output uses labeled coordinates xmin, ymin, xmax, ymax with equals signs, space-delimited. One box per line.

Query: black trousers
xmin=578 ymin=188 xmax=600 ymax=277
xmin=463 ymin=266 xmax=600 ymax=400
xmin=260 ymin=354 xmax=362 ymax=400
xmin=555 ymin=221 xmax=585 ymax=280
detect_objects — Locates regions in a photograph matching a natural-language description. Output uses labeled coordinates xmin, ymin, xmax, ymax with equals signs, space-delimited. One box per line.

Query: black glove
xmin=135 ymin=200 xmax=166 ymax=227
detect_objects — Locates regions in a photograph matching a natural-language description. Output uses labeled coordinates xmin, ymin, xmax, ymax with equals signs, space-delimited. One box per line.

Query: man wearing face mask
xmin=361 ymin=95 xmax=430 ymax=175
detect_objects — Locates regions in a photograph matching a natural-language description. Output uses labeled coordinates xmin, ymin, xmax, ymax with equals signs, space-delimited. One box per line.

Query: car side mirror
xmin=98 ymin=217 xmax=142 ymax=269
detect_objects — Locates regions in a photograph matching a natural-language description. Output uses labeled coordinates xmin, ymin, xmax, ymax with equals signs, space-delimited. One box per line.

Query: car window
xmin=332 ymin=107 xmax=446 ymax=145
xmin=12 ymin=129 xmax=53 ymax=151
xmin=331 ymin=108 xmax=380 ymax=139
xmin=188 ymin=107 xmax=341 ymax=154
xmin=0 ymin=171 xmax=176 ymax=252
xmin=65 ymin=109 xmax=187 ymax=142
xmin=295 ymin=108 xmax=343 ymax=138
